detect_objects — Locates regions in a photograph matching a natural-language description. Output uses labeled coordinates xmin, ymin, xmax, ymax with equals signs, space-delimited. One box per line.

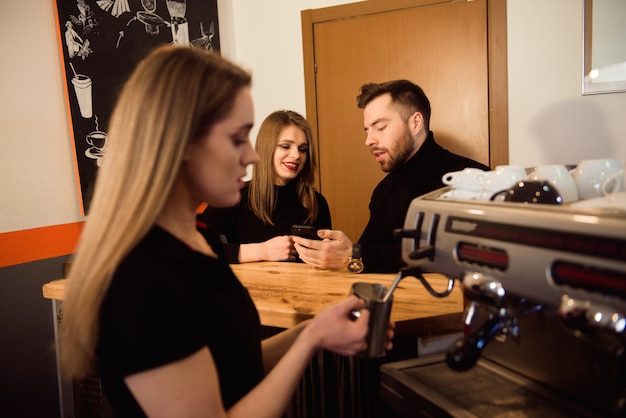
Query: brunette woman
xmin=200 ymin=110 xmax=331 ymax=263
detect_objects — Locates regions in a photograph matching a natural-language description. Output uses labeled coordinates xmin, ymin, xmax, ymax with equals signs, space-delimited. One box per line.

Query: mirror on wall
xmin=583 ymin=0 xmax=626 ymax=94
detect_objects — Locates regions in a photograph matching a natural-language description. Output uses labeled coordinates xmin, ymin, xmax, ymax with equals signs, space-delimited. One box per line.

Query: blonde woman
xmin=60 ymin=45 xmax=386 ymax=417
xmin=200 ymin=110 xmax=331 ymax=263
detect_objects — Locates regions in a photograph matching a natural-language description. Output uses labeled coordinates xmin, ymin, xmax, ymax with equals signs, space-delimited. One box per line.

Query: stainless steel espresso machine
xmin=381 ymin=188 xmax=626 ymax=417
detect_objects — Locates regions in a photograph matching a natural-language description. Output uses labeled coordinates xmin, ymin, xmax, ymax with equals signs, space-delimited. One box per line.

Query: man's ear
xmin=408 ymin=111 xmax=424 ymax=135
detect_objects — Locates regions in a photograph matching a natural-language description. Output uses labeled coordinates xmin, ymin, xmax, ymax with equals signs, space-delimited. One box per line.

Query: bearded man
xmin=294 ymin=80 xmax=489 ymax=273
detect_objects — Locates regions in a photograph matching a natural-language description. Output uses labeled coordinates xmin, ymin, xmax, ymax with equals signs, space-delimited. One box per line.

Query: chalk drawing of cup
xmin=85 ymin=130 xmax=107 ymax=167
xmin=87 ymin=130 xmax=107 ymax=152
xmin=71 ymin=74 xmax=93 ymax=118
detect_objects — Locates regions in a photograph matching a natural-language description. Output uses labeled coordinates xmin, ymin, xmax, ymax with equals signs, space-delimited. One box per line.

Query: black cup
xmin=491 ymin=180 xmax=563 ymax=205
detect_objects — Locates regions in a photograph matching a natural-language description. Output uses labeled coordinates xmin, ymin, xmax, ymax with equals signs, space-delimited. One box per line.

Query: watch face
xmin=348 ymin=259 xmax=364 ymax=273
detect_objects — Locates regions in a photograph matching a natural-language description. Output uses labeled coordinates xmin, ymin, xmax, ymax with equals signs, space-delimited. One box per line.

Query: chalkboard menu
xmin=54 ymin=0 xmax=220 ymax=214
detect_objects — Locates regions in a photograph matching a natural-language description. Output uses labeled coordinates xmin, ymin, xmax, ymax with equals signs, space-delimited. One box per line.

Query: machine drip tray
xmin=381 ymin=355 xmax=605 ymax=418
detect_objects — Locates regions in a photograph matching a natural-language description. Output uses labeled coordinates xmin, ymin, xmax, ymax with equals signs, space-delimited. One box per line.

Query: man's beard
xmin=380 ymin=126 xmax=415 ymax=172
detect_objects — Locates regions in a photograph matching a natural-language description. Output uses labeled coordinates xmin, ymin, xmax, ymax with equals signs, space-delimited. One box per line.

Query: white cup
xmin=528 ymin=164 xmax=579 ymax=203
xmin=477 ymin=190 xmax=495 ymax=201
xmin=570 ymin=158 xmax=624 ymax=200
xmin=442 ymin=168 xmax=487 ymax=192
xmin=601 ymin=169 xmax=625 ymax=196
xmin=438 ymin=189 xmax=481 ymax=201
xmin=482 ymin=165 xmax=527 ymax=192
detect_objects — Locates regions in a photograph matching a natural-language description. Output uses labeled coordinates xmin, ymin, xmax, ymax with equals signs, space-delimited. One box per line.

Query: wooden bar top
xmin=43 ymin=261 xmax=463 ymax=335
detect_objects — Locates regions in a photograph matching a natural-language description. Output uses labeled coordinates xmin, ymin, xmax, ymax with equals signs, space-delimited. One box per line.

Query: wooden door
xmin=302 ymin=0 xmax=507 ymax=241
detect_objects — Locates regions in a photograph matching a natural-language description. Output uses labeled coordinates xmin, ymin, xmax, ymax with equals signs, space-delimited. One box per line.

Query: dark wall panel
xmin=0 ymin=256 xmax=69 ymax=418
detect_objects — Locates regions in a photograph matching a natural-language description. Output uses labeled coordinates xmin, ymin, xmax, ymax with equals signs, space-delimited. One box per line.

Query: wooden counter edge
xmin=43 ymin=278 xmax=464 ymax=336
xmin=43 ymin=279 xmax=67 ymax=301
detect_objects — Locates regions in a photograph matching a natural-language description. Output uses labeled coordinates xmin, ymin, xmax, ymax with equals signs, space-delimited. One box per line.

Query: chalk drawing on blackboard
xmin=167 ymin=0 xmax=189 ymax=45
xmin=140 ymin=0 xmax=157 ymax=12
xmin=68 ymin=62 xmax=93 ymax=119
xmin=124 ymin=0 xmax=191 ymax=45
xmin=96 ymin=0 xmax=131 ymax=18
xmin=85 ymin=116 xmax=108 ymax=167
xmin=65 ymin=21 xmax=92 ymax=59
xmin=127 ymin=11 xmax=167 ymax=36
xmin=55 ymin=0 xmax=221 ymax=214
xmin=69 ymin=0 xmax=99 ymax=33
xmin=191 ymin=21 xmax=215 ymax=50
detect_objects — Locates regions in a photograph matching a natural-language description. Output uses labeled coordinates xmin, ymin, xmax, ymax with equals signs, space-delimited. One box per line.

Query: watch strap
xmin=347 ymin=244 xmax=364 ymax=273
xmin=352 ymin=243 xmax=362 ymax=258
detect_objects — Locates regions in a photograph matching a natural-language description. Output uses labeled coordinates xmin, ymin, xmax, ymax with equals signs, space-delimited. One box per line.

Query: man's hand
xmin=293 ymin=229 xmax=353 ymax=270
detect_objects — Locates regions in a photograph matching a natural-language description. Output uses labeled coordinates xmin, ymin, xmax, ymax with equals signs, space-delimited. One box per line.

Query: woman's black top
xmin=200 ymin=182 xmax=332 ymax=263
xmin=97 ymin=224 xmax=263 ymax=416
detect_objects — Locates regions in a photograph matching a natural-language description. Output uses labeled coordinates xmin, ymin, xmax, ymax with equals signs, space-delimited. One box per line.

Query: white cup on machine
xmin=570 ymin=158 xmax=624 ymax=200
xmin=601 ymin=168 xmax=625 ymax=196
xmin=479 ymin=165 xmax=527 ymax=201
xmin=442 ymin=168 xmax=486 ymax=191
xmin=439 ymin=188 xmax=481 ymax=200
xmin=439 ymin=168 xmax=486 ymax=201
xmin=527 ymin=164 xmax=579 ymax=203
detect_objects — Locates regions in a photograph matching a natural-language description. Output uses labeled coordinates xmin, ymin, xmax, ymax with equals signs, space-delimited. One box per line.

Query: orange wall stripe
xmin=0 ymin=207 xmax=208 ymax=268
xmin=0 ymin=222 xmax=84 ymax=268
xmin=197 ymin=203 xmax=208 ymax=214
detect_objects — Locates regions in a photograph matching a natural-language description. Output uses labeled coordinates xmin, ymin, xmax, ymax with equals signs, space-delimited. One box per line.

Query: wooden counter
xmin=43 ymin=261 xmax=464 ymax=418
xmin=43 ymin=261 xmax=463 ymax=335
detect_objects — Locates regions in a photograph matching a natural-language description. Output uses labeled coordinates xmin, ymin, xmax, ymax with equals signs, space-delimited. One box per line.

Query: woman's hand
xmin=301 ymin=296 xmax=370 ymax=355
xmin=239 ymin=235 xmax=296 ymax=262
xmin=261 ymin=235 xmax=297 ymax=261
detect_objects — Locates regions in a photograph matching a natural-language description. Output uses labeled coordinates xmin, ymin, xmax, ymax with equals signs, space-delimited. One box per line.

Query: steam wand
xmin=383 ymin=266 xmax=456 ymax=303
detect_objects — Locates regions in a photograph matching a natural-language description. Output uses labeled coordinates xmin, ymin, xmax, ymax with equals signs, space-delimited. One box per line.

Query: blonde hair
xmin=248 ymin=110 xmax=319 ymax=225
xmin=60 ymin=45 xmax=251 ymax=379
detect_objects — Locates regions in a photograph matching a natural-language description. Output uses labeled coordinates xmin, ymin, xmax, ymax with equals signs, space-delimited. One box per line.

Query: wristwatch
xmin=347 ymin=244 xmax=364 ymax=273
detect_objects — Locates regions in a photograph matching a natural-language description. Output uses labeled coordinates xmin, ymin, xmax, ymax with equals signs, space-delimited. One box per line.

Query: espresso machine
xmin=381 ymin=187 xmax=626 ymax=417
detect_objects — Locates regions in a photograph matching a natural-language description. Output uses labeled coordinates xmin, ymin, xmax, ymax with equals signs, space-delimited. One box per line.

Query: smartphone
xmin=291 ymin=225 xmax=322 ymax=240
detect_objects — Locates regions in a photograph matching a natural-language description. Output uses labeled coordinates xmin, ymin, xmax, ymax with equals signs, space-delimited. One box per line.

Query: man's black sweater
xmin=359 ymin=131 xmax=489 ymax=273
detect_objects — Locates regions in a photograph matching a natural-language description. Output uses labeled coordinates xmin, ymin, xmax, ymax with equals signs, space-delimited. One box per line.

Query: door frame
xmin=301 ymin=0 xmax=508 ymax=170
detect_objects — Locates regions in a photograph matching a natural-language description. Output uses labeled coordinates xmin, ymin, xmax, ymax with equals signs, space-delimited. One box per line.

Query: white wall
xmin=1 ymin=0 xmax=625 ymax=234
xmin=219 ymin=0 xmax=364 ymax=123
xmin=507 ymin=0 xmax=626 ymax=167
xmin=0 ymin=0 xmax=83 ymax=233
